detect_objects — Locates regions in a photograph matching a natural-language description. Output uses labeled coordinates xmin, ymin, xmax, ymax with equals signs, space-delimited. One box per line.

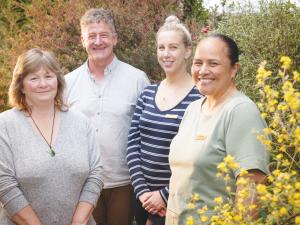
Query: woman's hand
xmin=139 ymin=192 xmax=153 ymax=204
xmin=142 ymin=191 xmax=166 ymax=215
xmin=71 ymin=202 xmax=94 ymax=225
xmin=12 ymin=205 xmax=43 ymax=225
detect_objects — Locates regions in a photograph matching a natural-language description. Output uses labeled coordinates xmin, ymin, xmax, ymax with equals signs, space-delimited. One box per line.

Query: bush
xmin=0 ymin=0 xmax=206 ymax=112
xmin=215 ymin=0 xmax=300 ymax=101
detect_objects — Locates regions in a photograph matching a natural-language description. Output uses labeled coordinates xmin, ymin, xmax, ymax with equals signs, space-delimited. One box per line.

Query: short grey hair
xmin=80 ymin=8 xmax=116 ymax=33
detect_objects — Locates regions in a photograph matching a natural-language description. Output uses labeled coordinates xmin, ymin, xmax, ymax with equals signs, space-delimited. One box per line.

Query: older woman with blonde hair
xmin=0 ymin=48 xmax=103 ymax=225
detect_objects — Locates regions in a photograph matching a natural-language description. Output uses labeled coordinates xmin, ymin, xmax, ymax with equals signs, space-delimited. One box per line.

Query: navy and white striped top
xmin=126 ymin=83 xmax=203 ymax=204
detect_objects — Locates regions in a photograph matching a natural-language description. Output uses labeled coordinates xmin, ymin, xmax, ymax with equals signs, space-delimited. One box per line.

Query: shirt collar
xmin=84 ymin=55 xmax=120 ymax=81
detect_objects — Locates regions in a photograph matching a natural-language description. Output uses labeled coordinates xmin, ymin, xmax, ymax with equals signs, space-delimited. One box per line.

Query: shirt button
xmin=97 ymin=112 xmax=100 ymax=115
xmin=95 ymin=129 xmax=99 ymax=132
xmin=98 ymin=95 xmax=101 ymax=98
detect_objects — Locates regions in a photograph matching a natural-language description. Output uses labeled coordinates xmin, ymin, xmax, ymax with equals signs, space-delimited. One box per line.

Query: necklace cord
xmin=29 ymin=106 xmax=56 ymax=156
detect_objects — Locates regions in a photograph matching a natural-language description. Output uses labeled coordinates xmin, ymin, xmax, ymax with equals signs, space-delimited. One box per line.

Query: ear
xmin=113 ymin=33 xmax=118 ymax=47
xmin=81 ymin=34 xmax=86 ymax=48
xmin=231 ymin=62 xmax=240 ymax=79
xmin=185 ymin=46 xmax=192 ymax=59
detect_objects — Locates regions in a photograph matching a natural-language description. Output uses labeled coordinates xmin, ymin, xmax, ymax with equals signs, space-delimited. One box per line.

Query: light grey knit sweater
xmin=0 ymin=108 xmax=103 ymax=225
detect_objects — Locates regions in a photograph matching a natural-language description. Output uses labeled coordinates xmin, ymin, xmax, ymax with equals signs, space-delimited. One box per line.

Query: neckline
xmin=21 ymin=109 xmax=63 ymax=156
xmin=200 ymin=91 xmax=241 ymax=116
xmin=29 ymin=107 xmax=56 ymax=157
xmin=153 ymin=82 xmax=197 ymax=112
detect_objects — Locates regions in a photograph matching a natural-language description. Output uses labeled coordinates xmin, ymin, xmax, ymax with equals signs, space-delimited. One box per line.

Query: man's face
xmin=81 ymin=22 xmax=117 ymax=64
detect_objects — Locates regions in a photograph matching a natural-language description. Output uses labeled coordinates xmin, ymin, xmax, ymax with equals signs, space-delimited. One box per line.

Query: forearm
xmin=235 ymin=169 xmax=267 ymax=219
xmin=71 ymin=202 xmax=94 ymax=225
xmin=12 ymin=205 xmax=42 ymax=225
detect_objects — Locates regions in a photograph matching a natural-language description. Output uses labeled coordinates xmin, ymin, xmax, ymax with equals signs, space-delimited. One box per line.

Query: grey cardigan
xmin=0 ymin=108 xmax=103 ymax=225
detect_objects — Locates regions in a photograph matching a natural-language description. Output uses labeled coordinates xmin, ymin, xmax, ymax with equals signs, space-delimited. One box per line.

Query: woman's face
xmin=191 ymin=37 xmax=239 ymax=98
xmin=22 ymin=67 xmax=58 ymax=107
xmin=157 ymin=30 xmax=191 ymax=75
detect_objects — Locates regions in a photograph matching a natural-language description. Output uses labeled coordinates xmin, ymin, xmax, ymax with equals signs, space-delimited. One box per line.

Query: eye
xmin=210 ymin=62 xmax=219 ymax=67
xmin=88 ymin=34 xmax=96 ymax=39
xmin=158 ymin=46 xmax=165 ymax=50
xmin=100 ymin=33 xmax=109 ymax=38
xmin=29 ymin=76 xmax=38 ymax=81
xmin=193 ymin=61 xmax=202 ymax=66
xmin=46 ymin=75 xmax=55 ymax=79
xmin=170 ymin=45 xmax=178 ymax=50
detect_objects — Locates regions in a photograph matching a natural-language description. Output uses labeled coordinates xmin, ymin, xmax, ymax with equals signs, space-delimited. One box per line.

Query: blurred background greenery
xmin=0 ymin=0 xmax=299 ymax=112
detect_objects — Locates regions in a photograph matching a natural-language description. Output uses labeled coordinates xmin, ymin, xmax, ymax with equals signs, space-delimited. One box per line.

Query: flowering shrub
xmin=185 ymin=56 xmax=300 ymax=225
xmin=216 ymin=0 xmax=300 ymax=102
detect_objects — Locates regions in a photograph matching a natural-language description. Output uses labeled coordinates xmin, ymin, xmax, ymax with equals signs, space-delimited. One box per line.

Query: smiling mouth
xmin=163 ymin=61 xmax=174 ymax=67
xmin=195 ymin=76 xmax=214 ymax=84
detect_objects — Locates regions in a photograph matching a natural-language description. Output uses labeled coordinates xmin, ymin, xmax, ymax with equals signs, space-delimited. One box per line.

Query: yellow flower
xmin=197 ymin=206 xmax=208 ymax=215
xmin=201 ymin=215 xmax=209 ymax=222
xmin=280 ymin=56 xmax=292 ymax=70
xmin=187 ymin=202 xmax=195 ymax=209
xmin=276 ymin=154 xmax=283 ymax=160
xmin=256 ymin=184 xmax=267 ymax=194
xmin=279 ymin=207 xmax=288 ymax=216
xmin=295 ymin=182 xmax=300 ymax=190
xmin=295 ymin=216 xmax=300 ymax=225
xmin=191 ymin=193 xmax=200 ymax=201
xmin=217 ymin=162 xmax=228 ymax=173
xmin=233 ymin=214 xmax=241 ymax=221
xmin=214 ymin=196 xmax=223 ymax=204
xmin=186 ymin=216 xmax=194 ymax=225
xmin=293 ymin=70 xmax=300 ymax=82
xmin=264 ymin=127 xmax=272 ymax=134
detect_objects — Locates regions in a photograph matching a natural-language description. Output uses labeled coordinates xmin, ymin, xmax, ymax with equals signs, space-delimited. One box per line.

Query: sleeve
xmin=79 ymin=120 xmax=104 ymax=207
xmin=225 ymin=102 xmax=270 ymax=178
xmin=159 ymin=187 xmax=169 ymax=205
xmin=126 ymin=90 xmax=151 ymax=198
xmin=0 ymin=118 xmax=29 ymax=216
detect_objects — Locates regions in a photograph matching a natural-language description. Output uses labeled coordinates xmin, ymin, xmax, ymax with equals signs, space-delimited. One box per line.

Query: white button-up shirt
xmin=65 ymin=56 xmax=150 ymax=188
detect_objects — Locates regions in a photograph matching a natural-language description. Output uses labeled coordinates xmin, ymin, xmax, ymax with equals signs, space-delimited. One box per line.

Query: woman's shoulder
xmin=140 ymin=83 xmax=158 ymax=96
xmin=185 ymin=98 xmax=204 ymax=112
xmin=0 ymin=108 xmax=23 ymax=123
xmin=223 ymin=92 xmax=261 ymax=118
xmin=225 ymin=92 xmax=257 ymax=109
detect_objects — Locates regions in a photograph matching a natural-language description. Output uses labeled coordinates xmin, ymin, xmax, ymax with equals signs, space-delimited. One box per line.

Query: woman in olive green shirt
xmin=166 ymin=34 xmax=269 ymax=224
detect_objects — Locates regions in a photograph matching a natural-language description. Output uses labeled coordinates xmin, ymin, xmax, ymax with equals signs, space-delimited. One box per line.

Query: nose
xmin=199 ymin=64 xmax=209 ymax=75
xmin=38 ymin=77 xmax=47 ymax=87
xmin=94 ymin=35 xmax=102 ymax=45
xmin=163 ymin=49 xmax=170 ymax=57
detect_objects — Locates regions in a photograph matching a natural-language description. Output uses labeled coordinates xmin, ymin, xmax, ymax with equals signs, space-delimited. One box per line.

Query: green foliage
xmin=0 ymin=0 xmax=207 ymax=112
xmin=182 ymin=0 xmax=209 ymax=22
xmin=215 ymin=0 xmax=300 ymax=101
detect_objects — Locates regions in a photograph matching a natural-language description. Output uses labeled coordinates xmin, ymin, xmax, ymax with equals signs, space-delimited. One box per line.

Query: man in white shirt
xmin=65 ymin=8 xmax=150 ymax=225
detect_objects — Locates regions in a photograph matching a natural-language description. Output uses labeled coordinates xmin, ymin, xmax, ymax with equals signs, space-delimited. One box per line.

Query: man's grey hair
xmin=80 ymin=8 xmax=116 ymax=33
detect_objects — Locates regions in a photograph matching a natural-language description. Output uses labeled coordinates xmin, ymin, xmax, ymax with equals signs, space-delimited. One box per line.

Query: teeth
xmin=163 ymin=61 xmax=173 ymax=67
xmin=200 ymin=79 xmax=213 ymax=84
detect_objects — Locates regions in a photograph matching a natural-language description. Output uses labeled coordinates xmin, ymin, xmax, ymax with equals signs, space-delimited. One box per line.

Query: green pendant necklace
xmin=30 ymin=107 xmax=56 ymax=157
